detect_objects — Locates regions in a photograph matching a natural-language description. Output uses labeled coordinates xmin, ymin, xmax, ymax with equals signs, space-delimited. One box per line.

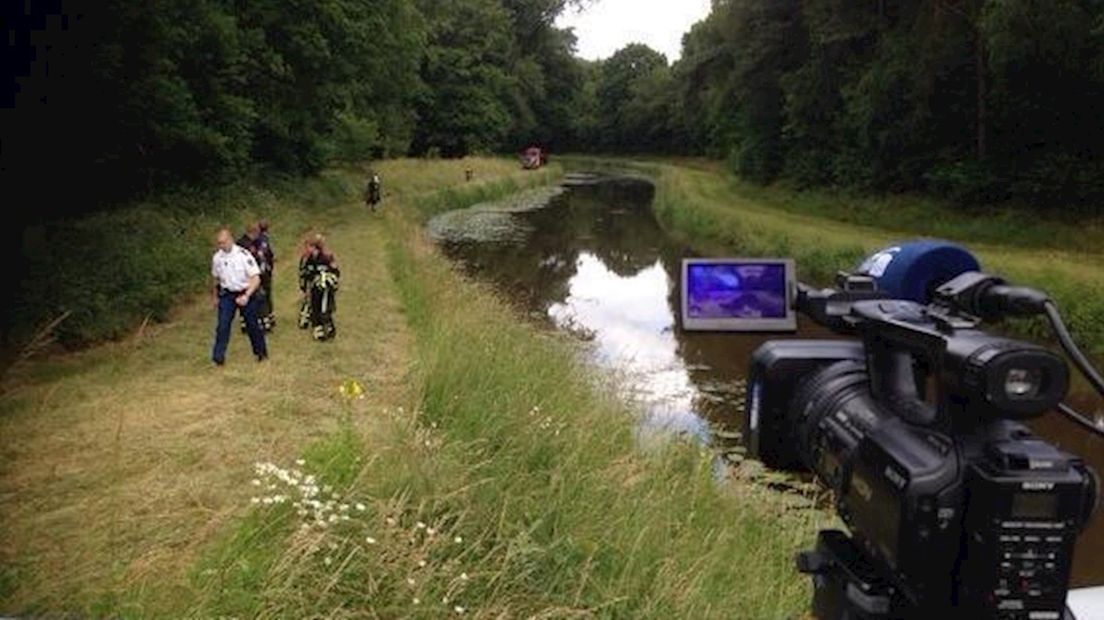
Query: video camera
xmin=684 ymin=242 xmax=1103 ymax=619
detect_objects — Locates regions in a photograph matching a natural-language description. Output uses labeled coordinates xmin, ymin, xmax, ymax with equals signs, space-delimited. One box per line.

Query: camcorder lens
xmin=1004 ymin=367 xmax=1042 ymax=400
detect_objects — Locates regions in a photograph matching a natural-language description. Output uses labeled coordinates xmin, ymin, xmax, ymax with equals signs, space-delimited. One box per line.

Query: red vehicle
xmin=521 ymin=146 xmax=544 ymax=169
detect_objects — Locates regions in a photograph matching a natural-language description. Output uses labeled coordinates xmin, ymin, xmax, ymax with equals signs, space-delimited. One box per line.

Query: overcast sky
xmin=555 ymin=0 xmax=712 ymax=63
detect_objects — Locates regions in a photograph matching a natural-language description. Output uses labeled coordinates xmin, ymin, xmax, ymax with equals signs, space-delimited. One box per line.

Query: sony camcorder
xmin=682 ymin=242 xmax=1103 ymax=619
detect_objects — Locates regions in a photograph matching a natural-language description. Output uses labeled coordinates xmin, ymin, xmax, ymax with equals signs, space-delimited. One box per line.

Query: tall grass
xmin=411 ymin=167 xmax=562 ymax=220
xmin=380 ymin=214 xmax=830 ymax=618
xmin=185 ymin=163 xmax=830 ymax=619
xmin=0 ymin=157 xmax=544 ymax=617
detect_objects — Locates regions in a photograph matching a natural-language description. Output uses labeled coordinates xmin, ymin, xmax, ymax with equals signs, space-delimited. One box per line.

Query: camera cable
xmin=1043 ymin=300 xmax=1104 ymax=439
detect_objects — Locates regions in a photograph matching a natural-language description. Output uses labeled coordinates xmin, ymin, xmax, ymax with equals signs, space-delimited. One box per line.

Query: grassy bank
xmin=564 ymin=156 xmax=1104 ymax=356
xmin=380 ymin=210 xmax=827 ymax=617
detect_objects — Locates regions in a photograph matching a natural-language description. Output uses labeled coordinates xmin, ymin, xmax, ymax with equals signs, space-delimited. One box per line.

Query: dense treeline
xmin=579 ymin=0 xmax=1104 ymax=210
xmin=10 ymin=1 xmax=1103 ymax=215
xmin=3 ymin=0 xmax=582 ymax=215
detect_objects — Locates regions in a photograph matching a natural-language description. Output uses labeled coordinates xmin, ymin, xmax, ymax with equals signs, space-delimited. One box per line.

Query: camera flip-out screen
xmin=681 ymin=258 xmax=796 ymax=332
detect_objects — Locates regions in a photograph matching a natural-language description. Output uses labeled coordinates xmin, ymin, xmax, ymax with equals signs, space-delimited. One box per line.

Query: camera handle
xmin=798 ymin=270 xmax=1104 ymax=436
xmin=849 ymin=300 xmax=950 ymax=428
xmin=867 ymin=348 xmax=938 ymax=427
xmin=794 ymin=283 xmax=946 ymax=427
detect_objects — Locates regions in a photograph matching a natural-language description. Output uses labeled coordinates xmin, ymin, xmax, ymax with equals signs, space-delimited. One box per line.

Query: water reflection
xmin=547 ymin=254 xmax=705 ymax=438
xmin=434 ymin=174 xmax=831 ymax=442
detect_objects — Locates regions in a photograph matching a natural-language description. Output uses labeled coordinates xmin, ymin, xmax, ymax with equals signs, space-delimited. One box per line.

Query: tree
xmin=728 ymin=0 xmax=805 ymax=182
xmin=572 ymin=0 xmax=1104 ymax=208
xmin=411 ymin=0 xmax=517 ymax=156
xmin=595 ymin=43 xmax=668 ymax=151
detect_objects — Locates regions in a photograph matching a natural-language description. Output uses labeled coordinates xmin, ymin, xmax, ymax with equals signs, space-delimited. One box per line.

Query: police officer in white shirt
xmin=211 ymin=228 xmax=268 ymax=365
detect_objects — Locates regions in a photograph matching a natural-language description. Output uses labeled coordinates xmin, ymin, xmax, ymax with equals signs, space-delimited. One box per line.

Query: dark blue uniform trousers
xmin=213 ymin=291 xmax=267 ymax=364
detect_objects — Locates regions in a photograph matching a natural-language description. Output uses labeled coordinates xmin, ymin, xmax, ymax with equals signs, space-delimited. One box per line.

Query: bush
xmin=329 ymin=113 xmax=382 ymax=163
xmin=1009 ymin=154 xmax=1104 ymax=213
xmin=925 ymin=159 xmax=1010 ymax=205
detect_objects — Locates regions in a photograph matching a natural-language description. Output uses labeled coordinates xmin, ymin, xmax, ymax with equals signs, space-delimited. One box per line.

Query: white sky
xmin=555 ymin=0 xmax=713 ymax=63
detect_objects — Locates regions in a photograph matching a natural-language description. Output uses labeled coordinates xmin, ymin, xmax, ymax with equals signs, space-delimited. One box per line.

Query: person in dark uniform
xmin=365 ymin=171 xmax=382 ymax=211
xmin=237 ymin=223 xmax=275 ymax=332
xmin=298 ymin=234 xmax=340 ymax=341
xmin=256 ymin=220 xmax=276 ymax=330
xmin=211 ymin=228 xmax=267 ymax=365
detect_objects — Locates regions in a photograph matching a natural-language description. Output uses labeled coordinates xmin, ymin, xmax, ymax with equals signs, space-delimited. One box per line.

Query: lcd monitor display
xmin=681 ymin=258 xmax=796 ymax=331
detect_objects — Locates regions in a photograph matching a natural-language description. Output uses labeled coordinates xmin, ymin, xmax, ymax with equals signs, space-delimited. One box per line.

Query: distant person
xmin=211 ymin=228 xmax=267 ymax=365
xmin=465 ymin=167 xmax=474 ymax=182
xmin=365 ymin=171 xmax=382 ymax=211
xmin=298 ymin=234 xmax=340 ymax=341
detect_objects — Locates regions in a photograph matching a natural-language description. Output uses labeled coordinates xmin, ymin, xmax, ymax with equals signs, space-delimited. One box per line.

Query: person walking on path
xmin=237 ymin=221 xmax=276 ymax=331
xmin=236 ymin=223 xmax=271 ymax=333
xmin=256 ymin=219 xmax=276 ymax=329
xmin=365 ymin=171 xmax=382 ymax=211
xmin=211 ymin=228 xmax=268 ymax=365
xmin=298 ymin=233 xmax=340 ymax=341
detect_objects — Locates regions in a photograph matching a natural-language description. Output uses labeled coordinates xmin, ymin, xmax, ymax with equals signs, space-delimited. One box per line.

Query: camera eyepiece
xmin=956 ymin=342 xmax=1069 ymax=420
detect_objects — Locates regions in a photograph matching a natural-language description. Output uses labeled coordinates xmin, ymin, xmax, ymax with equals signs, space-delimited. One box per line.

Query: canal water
xmin=428 ymin=172 xmax=1104 ymax=586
